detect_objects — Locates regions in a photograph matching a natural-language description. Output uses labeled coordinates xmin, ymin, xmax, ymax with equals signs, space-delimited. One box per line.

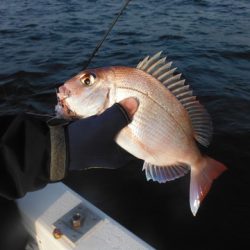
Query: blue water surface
xmin=1 ymin=0 xmax=250 ymax=249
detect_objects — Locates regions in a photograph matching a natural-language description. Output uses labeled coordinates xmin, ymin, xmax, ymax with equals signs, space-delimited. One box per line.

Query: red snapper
xmin=56 ymin=52 xmax=227 ymax=216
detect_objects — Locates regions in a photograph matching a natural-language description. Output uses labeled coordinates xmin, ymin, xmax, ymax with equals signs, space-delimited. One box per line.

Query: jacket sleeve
xmin=0 ymin=113 xmax=68 ymax=200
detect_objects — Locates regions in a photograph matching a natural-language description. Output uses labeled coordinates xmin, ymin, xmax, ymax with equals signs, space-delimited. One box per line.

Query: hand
xmin=67 ymin=98 xmax=138 ymax=170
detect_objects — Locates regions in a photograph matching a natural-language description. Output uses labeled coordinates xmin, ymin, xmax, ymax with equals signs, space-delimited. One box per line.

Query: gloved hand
xmin=67 ymin=98 xmax=138 ymax=170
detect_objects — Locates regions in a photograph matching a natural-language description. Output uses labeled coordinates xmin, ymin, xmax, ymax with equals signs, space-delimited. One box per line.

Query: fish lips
xmin=56 ymin=86 xmax=77 ymax=118
xmin=57 ymin=85 xmax=71 ymax=99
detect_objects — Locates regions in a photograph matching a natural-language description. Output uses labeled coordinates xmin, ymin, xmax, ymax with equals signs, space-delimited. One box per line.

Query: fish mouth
xmin=57 ymin=85 xmax=71 ymax=99
xmin=56 ymin=86 xmax=78 ymax=119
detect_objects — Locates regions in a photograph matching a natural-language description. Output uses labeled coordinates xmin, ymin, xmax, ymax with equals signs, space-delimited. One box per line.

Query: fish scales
xmin=113 ymin=67 xmax=194 ymax=163
xmin=115 ymin=67 xmax=193 ymax=135
xmin=129 ymin=102 xmax=177 ymax=155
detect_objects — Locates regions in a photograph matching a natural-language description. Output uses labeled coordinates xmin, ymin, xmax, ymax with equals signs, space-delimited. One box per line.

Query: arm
xmin=0 ymin=113 xmax=51 ymax=199
xmin=0 ymin=98 xmax=138 ymax=200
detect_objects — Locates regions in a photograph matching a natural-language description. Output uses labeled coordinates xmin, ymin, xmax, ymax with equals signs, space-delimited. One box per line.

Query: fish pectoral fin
xmin=143 ymin=162 xmax=190 ymax=184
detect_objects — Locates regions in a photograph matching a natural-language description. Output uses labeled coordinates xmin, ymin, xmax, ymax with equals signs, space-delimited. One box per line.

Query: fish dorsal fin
xmin=137 ymin=52 xmax=213 ymax=147
xmin=143 ymin=162 xmax=190 ymax=183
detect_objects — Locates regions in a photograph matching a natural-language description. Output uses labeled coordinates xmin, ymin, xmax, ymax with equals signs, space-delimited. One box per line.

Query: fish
xmin=56 ymin=51 xmax=227 ymax=216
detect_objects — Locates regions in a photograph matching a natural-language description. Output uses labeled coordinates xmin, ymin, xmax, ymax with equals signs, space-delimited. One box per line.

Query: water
xmin=1 ymin=0 xmax=250 ymax=249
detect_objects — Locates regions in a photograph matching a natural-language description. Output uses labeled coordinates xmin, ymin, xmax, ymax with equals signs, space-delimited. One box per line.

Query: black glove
xmin=66 ymin=103 xmax=136 ymax=170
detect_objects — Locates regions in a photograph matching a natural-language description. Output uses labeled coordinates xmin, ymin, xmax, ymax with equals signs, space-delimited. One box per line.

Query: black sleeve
xmin=0 ymin=113 xmax=68 ymax=200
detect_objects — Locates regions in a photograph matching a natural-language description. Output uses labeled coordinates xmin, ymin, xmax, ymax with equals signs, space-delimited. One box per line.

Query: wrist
xmin=48 ymin=120 xmax=69 ymax=181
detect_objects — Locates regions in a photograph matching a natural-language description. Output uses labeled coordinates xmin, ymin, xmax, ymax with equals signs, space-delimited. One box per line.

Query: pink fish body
xmin=57 ymin=52 xmax=227 ymax=215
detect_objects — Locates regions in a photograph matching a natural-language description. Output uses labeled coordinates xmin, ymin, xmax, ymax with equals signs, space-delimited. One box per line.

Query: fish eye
xmin=80 ymin=73 xmax=96 ymax=86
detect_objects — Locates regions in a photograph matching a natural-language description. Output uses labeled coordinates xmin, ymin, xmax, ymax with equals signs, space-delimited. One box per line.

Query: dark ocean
xmin=1 ymin=0 xmax=250 ymax=249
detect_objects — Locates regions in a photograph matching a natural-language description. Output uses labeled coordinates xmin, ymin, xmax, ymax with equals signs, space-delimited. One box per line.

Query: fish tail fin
xmin=190 ymin=156 xmax=227 ymax=216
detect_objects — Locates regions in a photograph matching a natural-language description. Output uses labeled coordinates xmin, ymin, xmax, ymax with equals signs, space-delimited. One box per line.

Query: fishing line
xmin=82 ymin=0 xmax=132 ymax=70
xmin=33 ymin=0 xmax=132 ymax=93
xmin=1 ymin=0 xmax=132 ymax=111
